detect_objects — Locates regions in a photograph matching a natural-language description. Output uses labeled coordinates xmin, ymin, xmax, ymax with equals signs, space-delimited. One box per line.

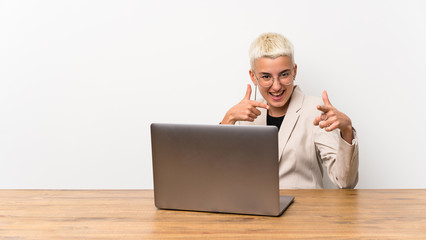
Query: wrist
xmin=341 ymin=125 xmax=353 ymax=135
xmin=221 ymin=112 xmax=236 ymax=125
xmin=340 ymin=125 xmax=354 ymax=143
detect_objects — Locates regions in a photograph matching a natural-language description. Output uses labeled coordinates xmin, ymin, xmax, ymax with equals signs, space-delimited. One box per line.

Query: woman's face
xmin=249 ymin=56 xmax=297 ymax=116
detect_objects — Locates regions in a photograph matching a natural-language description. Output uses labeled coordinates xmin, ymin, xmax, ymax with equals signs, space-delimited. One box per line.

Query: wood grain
xmin=0 ymin=189 xmax=425 ymax=239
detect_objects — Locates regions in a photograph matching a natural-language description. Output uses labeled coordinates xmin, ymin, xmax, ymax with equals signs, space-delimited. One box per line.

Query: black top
xmin=267 ymin=114 xmax=285 ymax=130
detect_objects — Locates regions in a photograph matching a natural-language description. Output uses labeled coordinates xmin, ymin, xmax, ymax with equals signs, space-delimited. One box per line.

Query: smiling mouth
xmin=269 ymin=90 xmax=285 ymax=98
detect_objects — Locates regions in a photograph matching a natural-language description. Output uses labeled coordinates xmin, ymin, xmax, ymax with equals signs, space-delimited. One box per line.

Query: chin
xmin=268 ymin=100 xmax=288 ymax=108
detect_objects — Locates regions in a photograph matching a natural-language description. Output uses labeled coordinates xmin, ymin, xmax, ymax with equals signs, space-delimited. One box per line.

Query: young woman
xmin=221 ymin=33 xmax=359 ymax=189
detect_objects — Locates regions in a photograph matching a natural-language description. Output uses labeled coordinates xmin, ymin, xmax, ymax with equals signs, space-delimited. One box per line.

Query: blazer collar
xmin=277 ymin=85 xmax=304 ymax=158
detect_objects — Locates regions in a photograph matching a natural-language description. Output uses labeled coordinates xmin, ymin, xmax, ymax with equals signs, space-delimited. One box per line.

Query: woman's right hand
xmin=220 ymin=84 xmax=269 ymax=124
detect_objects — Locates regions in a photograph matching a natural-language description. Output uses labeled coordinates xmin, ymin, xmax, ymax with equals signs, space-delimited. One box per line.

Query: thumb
xmin=244 ymin=84 xmax=252 ymax=100
xmin=322 ymin=90 xmax=332 ymax=106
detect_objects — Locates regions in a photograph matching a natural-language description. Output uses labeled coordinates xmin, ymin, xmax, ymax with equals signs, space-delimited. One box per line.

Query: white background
xmin=1 ymin=0 xmax=425 ymax=189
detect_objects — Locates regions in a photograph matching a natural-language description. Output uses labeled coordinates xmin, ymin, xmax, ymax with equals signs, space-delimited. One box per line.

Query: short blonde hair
xmin=249 ymin=33 xmax=295 ymax=69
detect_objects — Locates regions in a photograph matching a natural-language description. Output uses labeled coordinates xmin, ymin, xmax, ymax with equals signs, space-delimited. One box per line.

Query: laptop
xmin=150 ymin=123 xmax=294 ymax=216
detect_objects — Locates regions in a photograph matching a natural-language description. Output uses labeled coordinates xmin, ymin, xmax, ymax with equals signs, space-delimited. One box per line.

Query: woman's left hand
xmin=313 ymin=91 xmax=354 ymax=144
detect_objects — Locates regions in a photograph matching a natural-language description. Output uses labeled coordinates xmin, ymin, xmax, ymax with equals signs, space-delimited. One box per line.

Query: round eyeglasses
xmin=253 ymin=70 xmax=294 ymax=88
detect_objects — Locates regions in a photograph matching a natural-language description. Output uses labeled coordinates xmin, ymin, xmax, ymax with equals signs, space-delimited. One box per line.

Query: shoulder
xmin=293 ymin=86 xmax=322 ymax=115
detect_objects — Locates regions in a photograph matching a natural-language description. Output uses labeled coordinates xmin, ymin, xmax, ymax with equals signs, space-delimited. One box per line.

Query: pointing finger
xmin=251 ymin=101 xmax=270 ymax=110
xmin=317 ymin=104 xmax=331 ymax=113
xmin=244 ymin=84 xmax=252 ymax=100
xmin=322 ymin=90 xmax=332 ymax=106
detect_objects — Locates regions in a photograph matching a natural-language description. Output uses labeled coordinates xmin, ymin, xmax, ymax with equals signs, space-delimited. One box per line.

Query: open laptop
xmin=150 ymin=123 xmax=294 ymax=216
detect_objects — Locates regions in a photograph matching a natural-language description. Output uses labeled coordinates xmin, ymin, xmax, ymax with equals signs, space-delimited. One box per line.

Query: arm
xmin=314 ymin=127 xmax=359 ymax=189
xmin=313 ymin=90 xmax=359 ymax=188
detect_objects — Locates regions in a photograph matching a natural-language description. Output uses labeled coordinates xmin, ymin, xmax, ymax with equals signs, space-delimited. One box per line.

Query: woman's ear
xmin=249 ymin=69 xmax=257 ymax=86
xmin=293 ymin=64 xmax=298 ymax=80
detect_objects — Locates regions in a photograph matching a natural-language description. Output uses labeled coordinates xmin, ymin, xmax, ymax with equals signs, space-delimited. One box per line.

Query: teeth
xmin=271 ymin=91 xmax=284 ymax=96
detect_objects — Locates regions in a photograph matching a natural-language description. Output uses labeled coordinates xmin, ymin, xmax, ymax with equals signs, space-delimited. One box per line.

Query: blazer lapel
xmin=255 ymin=107 xmax=267 ymax=125
xmin=278 ymin=86 xmax=304 ymax=159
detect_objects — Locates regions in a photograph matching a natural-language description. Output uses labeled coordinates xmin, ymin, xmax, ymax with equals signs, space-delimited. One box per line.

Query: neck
xmin=268 ymin=101 xmax=289 ymax=117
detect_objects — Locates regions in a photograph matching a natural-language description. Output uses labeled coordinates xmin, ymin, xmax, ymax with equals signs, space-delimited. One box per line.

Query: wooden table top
xmin=0 ymin=189 xmax=425 ymax=239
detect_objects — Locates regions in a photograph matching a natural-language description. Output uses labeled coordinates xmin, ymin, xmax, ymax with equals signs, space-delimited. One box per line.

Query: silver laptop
xmin=150 ymin=123 xmax=294 ymax=217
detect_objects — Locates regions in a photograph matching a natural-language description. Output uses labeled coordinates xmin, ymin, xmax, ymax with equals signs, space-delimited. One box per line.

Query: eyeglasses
xmin=253 ymin=70 xmax=294 ymax=88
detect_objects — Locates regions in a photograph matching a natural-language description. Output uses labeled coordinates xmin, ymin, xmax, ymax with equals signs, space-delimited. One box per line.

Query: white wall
xmin=1 ymin=0 xmax=425 ymax=189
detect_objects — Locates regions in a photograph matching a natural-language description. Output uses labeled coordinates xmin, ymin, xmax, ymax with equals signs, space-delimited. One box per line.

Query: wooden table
xmin=0 ymin=189 xmax=425 ymax=239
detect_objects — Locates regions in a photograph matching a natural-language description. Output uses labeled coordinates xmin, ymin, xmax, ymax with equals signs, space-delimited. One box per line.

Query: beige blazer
xmin=237 ymin=86 xmax=359 ymax=189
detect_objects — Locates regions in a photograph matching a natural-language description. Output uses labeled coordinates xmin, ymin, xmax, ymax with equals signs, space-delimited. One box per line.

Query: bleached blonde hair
xmin=249 ymin=33 xmax=295 ymax=69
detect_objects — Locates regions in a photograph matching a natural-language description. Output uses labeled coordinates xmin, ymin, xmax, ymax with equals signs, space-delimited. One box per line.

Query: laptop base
xmin=156 ymin=195 xmax=295 ymax=217
xmin=277 ymin=195 xmax=295 ymax=216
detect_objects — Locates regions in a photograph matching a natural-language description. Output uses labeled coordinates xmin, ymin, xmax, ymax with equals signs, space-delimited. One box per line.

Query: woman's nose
xmin=271 ymin=77 xmax=281 ymax=90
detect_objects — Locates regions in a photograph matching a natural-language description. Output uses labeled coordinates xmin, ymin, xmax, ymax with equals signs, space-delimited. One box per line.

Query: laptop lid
xmin=150 ymin=123 xmax=293 ymax=216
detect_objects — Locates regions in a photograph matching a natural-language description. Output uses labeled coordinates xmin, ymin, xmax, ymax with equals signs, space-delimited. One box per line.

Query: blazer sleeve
xmin=314 ymin=127 xmax=359 ymax=189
